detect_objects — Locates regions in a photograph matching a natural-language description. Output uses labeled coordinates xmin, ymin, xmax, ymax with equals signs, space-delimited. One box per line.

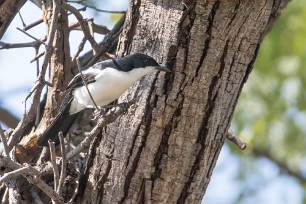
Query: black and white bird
xmin=37 ymin=53 xmax=170 ymax=146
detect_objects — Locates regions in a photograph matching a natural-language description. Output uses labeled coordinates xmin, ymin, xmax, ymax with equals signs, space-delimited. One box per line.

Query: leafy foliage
xmin=232 ymin=0 xmax=306 ymax=201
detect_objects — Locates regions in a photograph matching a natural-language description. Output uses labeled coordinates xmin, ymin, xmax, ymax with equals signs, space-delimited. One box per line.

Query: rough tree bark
xmin=77 ymin=0 xmax=288 ymax=203
xmin=0 ymin=0 xmax=27 ymax=39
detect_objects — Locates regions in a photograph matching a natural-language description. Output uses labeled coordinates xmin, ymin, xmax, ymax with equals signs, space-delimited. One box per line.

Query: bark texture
xmin=78 ymin=0 xmax=284 ymax=203
xmin=0 ymin=0 xmax=26 ymax=39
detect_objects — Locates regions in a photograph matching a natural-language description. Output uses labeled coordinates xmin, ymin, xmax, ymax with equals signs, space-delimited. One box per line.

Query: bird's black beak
xmin=155 ymin=65 xmax=171 ymax=72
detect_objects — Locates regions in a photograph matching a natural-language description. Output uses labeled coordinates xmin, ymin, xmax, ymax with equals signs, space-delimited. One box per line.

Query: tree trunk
xmin=0 ymin=0 xmax=27 ymax=39
xmin=77 ymin=0 xmax=286 ymax=203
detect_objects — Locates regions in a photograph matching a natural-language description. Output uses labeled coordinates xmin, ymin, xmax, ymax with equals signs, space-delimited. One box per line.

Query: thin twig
xmin=67 ymin=167 xmax=81 ymax=203
xmin=0 ymin=166 xmax=30 ymax=184
xmin=23 ymin=19 xmax=44 ymax=31
xmin=8 ymin=0 xmax=60 ymax=149
xmin=55 ymin=0 xmax=99 ymax=52
xmin=226 ymin=130 xmax=247 ymax=150
xmin=35 ymin=47 xmax=41 ymax=126
xmin=48 ymin=140 xmax=59 ymax=191
xmin=82 ymin=14 xmax=125 ymax=68
xmin=88 ymin=19 xmax=95 ymax=55
xmin=22 ymin=82 xmax=40 ymax=115
xmin=0 ymin=40 xmax=42 ymax=50
xmin=69 ymin=19 xmax=110 ymax=34
xmin=23 ymin=6 xmax=87 ymax=31
xmin=1 ymin=187 xmax=8 ymax=203
xmin=72 ymin=37 xmax=87 ymax=63
xmin=36 ymin=147 xmax=49 ymax=165
xmin=18 ymin=12 xmax=26 ymax=27
xmin=30 ymin=51 xmax=45 ymax=63
xmin=0 ymin=156 xmax=64 ymax=203
xmin=0 ymin=124 xmax=10 ymax=158
xmin=76 ymin=58 xmax=100 ymax=111
xmin=68 ymin=1 xmax=126 ymax=13
xmin=57 ymin=132 xmax=66 ymax=195
xmin=252 ymin=148 xmax=306 ymax=183
xmin=16 ymin=27 xmax=46 ymax=46
xmin=66 ymin=102 xmax=132 ymax=159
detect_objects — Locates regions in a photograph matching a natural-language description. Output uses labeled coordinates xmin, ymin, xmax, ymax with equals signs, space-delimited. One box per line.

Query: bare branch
xmin=16 ymin=27 xmax=47 ymax=46
xmin=0 ymin=156 xmax=64 ymax=203
xmin=24 ymin=6 xmax=87 ymax=31
xmin=18 ymin=12 xmax=26 ymax=27
xmin=0 ymin=108 xmax=19 ymax=129
xmin=69 ymin=20 xmax=110 ymax=35
xmin=0 ymin=39 xmax=45 ymax=50
xmin=30 ymin=51 xmax=45 ymax=63
xmin=66 ymin=102 xmax=133 ymax=159
xmin=0 ymin=124 xmax=10 ymax=158
xmin=72 ymin=37 xmax=87 ymax=63
xmin=67 ymin=165 xmax=81 ymax=204
xmin=8 ymin=0 xmax=60 ymax=149
xmin=23 ymin=19 xmax=43 ymax=31
xmin=252 ymin=148 xmax=306 ymax=184
xmin=0 ymin=166 xmax=30 ymax=184
xmin=1 ymin=187 xmax=8 ymax=203
xmin=82 ymin=14 xmax=125 ymax=68
xmin=68 ymin=1 xmax=126 ymax=13
xmin=57 ymin=132 xmax=66 ymax=195
xmin=36 ymin=147 xmax=49 ymax=165
xmin=88 ymin=19 xmax=95 ymax=55
xmin=55 ymin=0 xmax=99 ymax=52
xmin=226 ymin=130 xmax=247 ymax=150
xmin=48 ymin=140 xmax=59 ymax=192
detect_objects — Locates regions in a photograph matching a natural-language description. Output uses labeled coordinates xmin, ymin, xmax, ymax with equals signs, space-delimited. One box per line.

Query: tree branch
xmin=0 ymin=156 xmax=64 ymax=203
xmin=226 ymin=130 xmax=247 ymax=150
xmin=0 ymin=108 xmax=19 ymax=128
xmin=66 ymin=102 xmax=133 ymax=159
xmin=57 ymin=132 xmax=66 ymax=195
xmin=0 ymin=125 xmax=10 ymax=158
xmin=68 ymin=1 xmax=126 ymax=13
xmin=8 ymin=0 xmax=60 ymax=149
xmin=0 ymin=0 xmax=27 ymax=39
xmin=69 ymin=19 xmax=110 ymax=34
xmin=55 ymin=0 xmax=99 ymax=52
xmin=252 ymin=148 xmax=306 ymax=184
xmin=48 ymin=140 xmax=59 ymax=191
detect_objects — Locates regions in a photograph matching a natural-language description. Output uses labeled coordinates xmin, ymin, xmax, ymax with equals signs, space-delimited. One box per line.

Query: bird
xmin=37 ymin=53 xmax=171 ymax=146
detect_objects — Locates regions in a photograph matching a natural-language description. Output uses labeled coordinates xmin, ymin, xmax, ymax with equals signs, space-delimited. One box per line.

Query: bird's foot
xmin=92 ymin=108 xmax=106 ymax=120
xmin=104 ymin=100 xmax=135 ymax=114
xmin=92 ymin=101 xmax=135 ymax=120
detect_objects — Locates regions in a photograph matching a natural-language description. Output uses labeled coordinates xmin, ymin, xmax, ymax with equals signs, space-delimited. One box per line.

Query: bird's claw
xmin=92 ymin=108 xmax=105 ymax=120
xmin=92 ymin=100 xmax=135 ymax=119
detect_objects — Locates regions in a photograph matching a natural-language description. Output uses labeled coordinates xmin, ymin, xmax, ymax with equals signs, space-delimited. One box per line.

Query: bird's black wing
xmin=92 ymin=59 xmax=117 ymax=69
xmin=67 ymin=57 xmax=127 ymax=90
xmin=93 ymin=58 xmax=128 ymax=71
xmin=37 ymin=92 xmax=79 ymax=146
xmin=66 ymin=71 xmax=98 ymax=90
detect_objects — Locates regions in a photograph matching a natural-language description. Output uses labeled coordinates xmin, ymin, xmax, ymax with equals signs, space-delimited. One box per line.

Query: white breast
xmin=69 ymin=67 xmax=156 ymax=114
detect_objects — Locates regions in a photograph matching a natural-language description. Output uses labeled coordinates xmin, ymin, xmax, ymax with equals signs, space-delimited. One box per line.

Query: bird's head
xmin=118 ymin=53 xmax=171 ymax=73
xmin=130 ymin=53 xmax=171 ymax=73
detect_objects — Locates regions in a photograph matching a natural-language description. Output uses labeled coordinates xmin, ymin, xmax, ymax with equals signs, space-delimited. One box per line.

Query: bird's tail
xmin=37 ymin=94 xmax=79 ymax=147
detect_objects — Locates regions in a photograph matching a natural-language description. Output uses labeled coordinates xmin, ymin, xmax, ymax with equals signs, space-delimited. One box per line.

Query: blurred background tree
xmin=205 ymin=0 xmax=306 ymax=203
